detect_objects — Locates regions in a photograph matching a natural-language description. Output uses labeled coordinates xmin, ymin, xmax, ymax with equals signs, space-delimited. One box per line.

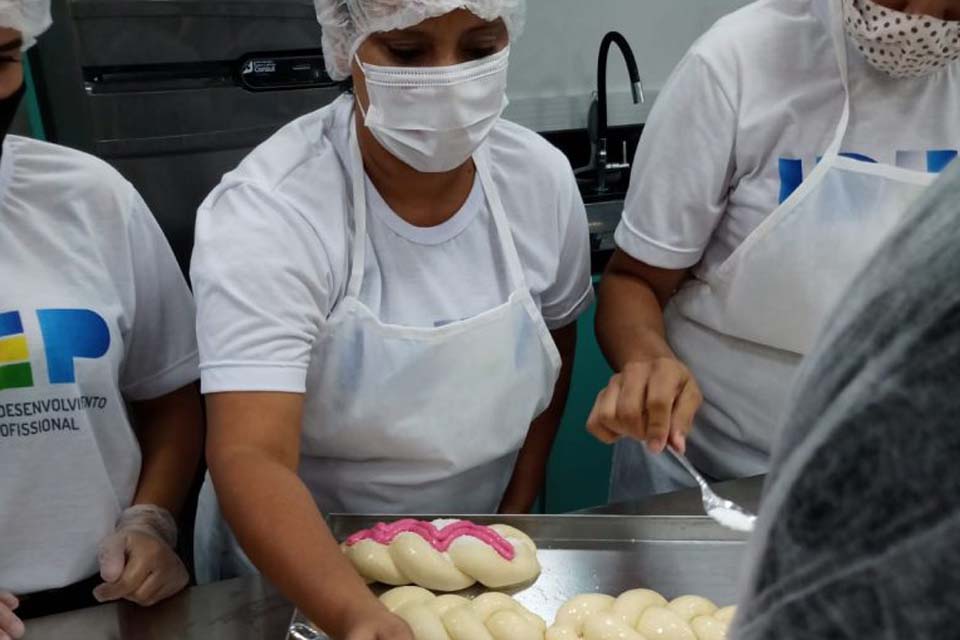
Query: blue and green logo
xmin=0 ymin=309 xmax=110 ymax=391
xmin=0 ymin=311 xmax=32 ymax=389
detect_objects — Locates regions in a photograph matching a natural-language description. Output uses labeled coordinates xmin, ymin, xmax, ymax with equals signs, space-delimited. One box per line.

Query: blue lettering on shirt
xmin=778 ymin=149 xmax=958 ymax=204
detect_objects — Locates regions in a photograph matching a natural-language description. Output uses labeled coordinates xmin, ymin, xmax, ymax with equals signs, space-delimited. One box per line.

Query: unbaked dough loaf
xmin=343 ymin=519 xmax=541 ymax=591
xmin=546 ymin=590 xmax=736 ymax=640
xmin=380 ymin=586 xmax=547 ymax=640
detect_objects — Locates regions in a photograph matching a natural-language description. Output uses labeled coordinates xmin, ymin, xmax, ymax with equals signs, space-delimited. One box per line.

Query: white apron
xmin=610 ymin=0 xmax=938 ymax=502
xmin=196 ymin=112 xmax=561 ymax=582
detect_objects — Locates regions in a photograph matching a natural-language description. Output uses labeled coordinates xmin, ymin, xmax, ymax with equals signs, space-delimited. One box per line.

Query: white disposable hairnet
xmin=733 ymin=158 xmax=960 ymax=639
xmin=315 ymin=0 xmax=525 ymax=81
xmin=0 ymin=0 xmax=51 ymax=50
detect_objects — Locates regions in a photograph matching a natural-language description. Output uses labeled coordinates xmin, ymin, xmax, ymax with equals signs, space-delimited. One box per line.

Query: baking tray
xmin=287 ymin=514 xmax=749 ymax=639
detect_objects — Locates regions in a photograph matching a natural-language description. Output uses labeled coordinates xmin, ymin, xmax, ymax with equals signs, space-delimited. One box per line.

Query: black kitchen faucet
xmin=593 ymin=31 xmax=644 ymax=194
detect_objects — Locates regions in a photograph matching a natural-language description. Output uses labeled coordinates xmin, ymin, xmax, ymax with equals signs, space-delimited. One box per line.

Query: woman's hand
xmin=342 ymin=612 xmax=413 ymax=640
xmin=94 ymin=531 xmax=189 ymax=607
xmin=587 ymin=356 xmax=702 ymax=453
xmin=592 ymin=252 xmax=699 ymax=453
xmin=93 ymin=505 xmax=189 ymax=607
xmin=0 ymin=591 xmax=24 ymax=640
xmin=339 ymin=599 xmax=413 ymax=640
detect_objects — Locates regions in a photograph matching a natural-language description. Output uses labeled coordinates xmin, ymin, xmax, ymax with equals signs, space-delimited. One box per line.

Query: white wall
xmin=504 ymin=0 xmax=751 ymax=131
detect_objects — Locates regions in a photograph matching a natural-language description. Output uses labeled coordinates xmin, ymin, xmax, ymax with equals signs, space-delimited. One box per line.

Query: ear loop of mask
xmin=353 ymin=53 xmax=371 ymax=122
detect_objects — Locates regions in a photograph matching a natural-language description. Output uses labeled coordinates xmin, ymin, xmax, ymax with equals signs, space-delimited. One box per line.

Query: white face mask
xmin=842 ymin=0 xmax=960 ymax=78
xmin=355 ymin=47 xmax=510 ymax=173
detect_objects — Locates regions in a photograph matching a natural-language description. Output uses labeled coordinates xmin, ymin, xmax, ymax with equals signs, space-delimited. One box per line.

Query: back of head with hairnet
xmin=733 ymin=158 xmax=960 ymax=639
xmin=0 ymin=0 xmax=51 ymax=50
xmin=315 ymin=0 xmax=526 ymax=81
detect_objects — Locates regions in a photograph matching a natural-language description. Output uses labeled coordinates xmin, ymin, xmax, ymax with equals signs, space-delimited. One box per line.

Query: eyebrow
xmin=0 ymin=39 xmax=22 ymax=53
xmin=375 ymin=30 xmax=430 ymax=42
xmin=466 ymin=22 xmax=504 ymax=34
xmin=383 ymin=18 xmax=504 ymax=39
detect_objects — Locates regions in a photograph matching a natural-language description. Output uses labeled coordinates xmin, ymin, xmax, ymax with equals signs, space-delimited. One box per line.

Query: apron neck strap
xmin=823 ymin=0 xmax=853 ymax=161
xmin=347 ymin=114 xmax=369 ymax=299
xmin=347 ymin=115 xmax=529 ymax=299
xmin=474 ymin=144 xmax=529 ymax=293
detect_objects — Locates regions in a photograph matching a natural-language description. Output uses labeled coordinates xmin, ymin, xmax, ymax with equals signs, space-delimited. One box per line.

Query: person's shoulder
xmin=487 ymin=118 xmax=573 ymax=188
xmin=691 ymin=0 xmax=822 ymax=66
xmin=3 ymin=136 xmax=156 ymax=242
xmin=6 ymin=135 xmax=137 ymax=206
xmin=195 ymin=97 xmax=354 ymax=265
xmin=485 ymin=119 xmax=583 ymax=246
xmin=698 ymin=0 xmax=816 ymax=48
xmin=215 ymin=95 xmax=351 ymax=196
xmin=200 ymin=96 xmax=353 ymax=233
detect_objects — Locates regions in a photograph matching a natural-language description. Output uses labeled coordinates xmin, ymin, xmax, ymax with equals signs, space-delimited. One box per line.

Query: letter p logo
xmin=37 ymin=309 xmax=111 ymax=384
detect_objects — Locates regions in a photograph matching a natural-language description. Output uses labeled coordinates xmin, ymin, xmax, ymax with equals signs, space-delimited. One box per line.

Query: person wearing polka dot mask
xmin=844 ymin=0 xmax=960 ymax=77
xmin=594 ymin=0 xmax=960 ymax=502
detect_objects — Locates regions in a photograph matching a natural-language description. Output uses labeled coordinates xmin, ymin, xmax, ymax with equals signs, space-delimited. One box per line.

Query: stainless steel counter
xmin=581 ymin=475 xmax=766 ymax=516
xmin=24 ymin=574 xmax=293 ymax=640
xmin=25 ymin=476 xmax=765 ymax=639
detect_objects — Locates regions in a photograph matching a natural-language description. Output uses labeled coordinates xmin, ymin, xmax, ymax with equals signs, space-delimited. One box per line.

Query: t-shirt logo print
xmin=0 ymin=309 xmax=111 ymax=390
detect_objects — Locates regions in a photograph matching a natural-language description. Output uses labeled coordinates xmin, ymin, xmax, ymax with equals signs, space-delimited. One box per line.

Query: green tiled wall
xmin=545 ymin=283 xmax=614 ymax=513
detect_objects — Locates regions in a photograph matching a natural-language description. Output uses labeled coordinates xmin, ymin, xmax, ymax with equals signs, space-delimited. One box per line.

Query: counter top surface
xmin=580 ymin=475 xmax=765 ymax=516
xmin=26 ymin=476 xmax=765 ymax=639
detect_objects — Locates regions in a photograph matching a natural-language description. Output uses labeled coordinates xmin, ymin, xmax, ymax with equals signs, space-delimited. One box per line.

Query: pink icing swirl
xmin=345 ymin=519 xmax=516 ymax=561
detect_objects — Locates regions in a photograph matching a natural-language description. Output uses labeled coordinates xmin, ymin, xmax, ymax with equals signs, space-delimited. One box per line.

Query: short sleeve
xmin=615 ymin=50 xmax=738 ymax=269
xmin=539 ymin=165 xmax=595 ymax=330
xmin=190 ymin=182 xmax=340 ymax=394
xmin=119 ymin=192 xmax=200 ymax=400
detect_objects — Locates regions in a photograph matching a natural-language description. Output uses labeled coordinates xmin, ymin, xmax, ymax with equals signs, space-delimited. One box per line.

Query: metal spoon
xmin=668 ymin=447 xmax=757 ymax=533
xmin=288 ymin=622 xmax=325 ymax=640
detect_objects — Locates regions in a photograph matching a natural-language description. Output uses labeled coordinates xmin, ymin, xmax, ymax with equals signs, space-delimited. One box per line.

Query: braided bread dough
xmin=380 ymin=586 xmax=547 ymax=640
xmin=545 ymin=590 xmax=736 ymax=640
xmin=343 ymin=519 xmax=541 ymax=591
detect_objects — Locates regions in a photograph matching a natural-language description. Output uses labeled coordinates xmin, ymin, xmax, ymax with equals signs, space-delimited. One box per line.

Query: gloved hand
xmin=0 ymin=591 xmax=25 ymax=640
xmin=93 ymin=505 xmax=189 ymax=607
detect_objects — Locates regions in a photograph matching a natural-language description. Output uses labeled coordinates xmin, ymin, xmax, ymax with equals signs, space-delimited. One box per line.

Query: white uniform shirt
xmin=617 ymin=0 xmax=960 ymax=275
xmin=192 ymin=95 xmax=594 ymax=395
xmin=0 ymin=136 xmax=199 ymax=594
xmin=612 ymin=0 xmax=959 ymax=478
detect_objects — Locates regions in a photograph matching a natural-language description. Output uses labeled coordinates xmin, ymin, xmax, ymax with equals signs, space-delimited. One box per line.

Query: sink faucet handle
xmin=631 ymin=79 xmax=645 ymax=105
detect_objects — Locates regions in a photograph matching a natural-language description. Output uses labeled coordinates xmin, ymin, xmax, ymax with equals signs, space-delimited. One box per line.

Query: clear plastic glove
xmin=93 ymin=505 xmax=189 ymax=607
xmin=0 ymin=591 xmax=25 ymax=640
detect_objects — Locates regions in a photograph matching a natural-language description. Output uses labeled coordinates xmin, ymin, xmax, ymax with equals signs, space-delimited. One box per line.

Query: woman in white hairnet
xmin=734 ymin=160 xmax=960 ymax=639
xmin=190 ymin=0 xmax=592 ymax=636
xmin=0 ymin=1 xmax=203 ymax=637
xmin=588 ymin=0 xmax=959 ymax=500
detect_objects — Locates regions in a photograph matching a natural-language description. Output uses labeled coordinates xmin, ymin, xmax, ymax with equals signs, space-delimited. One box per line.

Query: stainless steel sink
xmin=577 ymin=167 xmax=630 ymax=197
xmin=586 ymin=199 xmax=623 ymax=254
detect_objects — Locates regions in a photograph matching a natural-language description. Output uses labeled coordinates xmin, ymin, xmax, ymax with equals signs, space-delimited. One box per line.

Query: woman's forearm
xmin=499 ymin=323 xmax=577 ymax=513
xmin=131 ymin=383 xmax=204 ymax=515
xmin=596 ymin=253 xmax=686 ymax=372
xmin=210 ymin=448 xmax=379 ymax=637
xmin=499 ymin=413 xmax=557 ymax=513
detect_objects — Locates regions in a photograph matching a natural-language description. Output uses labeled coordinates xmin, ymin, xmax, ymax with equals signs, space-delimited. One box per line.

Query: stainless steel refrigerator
xmin=32 ymin=0 xmax=344 ymax=271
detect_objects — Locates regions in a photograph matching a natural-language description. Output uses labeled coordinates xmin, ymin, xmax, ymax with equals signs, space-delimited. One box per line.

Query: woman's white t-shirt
xmin=614 ymin=0 xmax=959 ymax=477
xmin=617 ymin=0 xmax=959 ymax=274
xmin=0 ymin=136 xmax=199 ymax=593
xmin=192 ymin=95 xmax=594 ymax=394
